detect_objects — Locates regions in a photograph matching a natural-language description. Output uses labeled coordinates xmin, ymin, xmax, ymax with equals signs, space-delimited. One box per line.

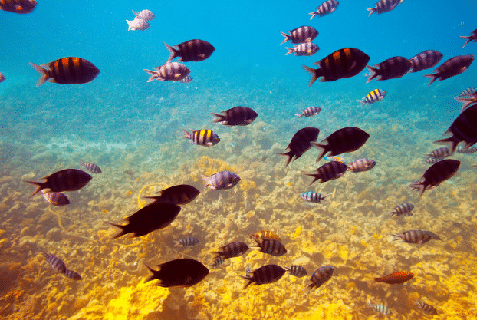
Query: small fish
xmin=42 ymin=252 xmax=67 ymax=274
xmin=214 ymin=241 xmax=249 ymax=259
xmin=145 ymin=184 xmax=200 ymax=205
xmin=456 ymin=145 xmax=477 ymax=154
xmin=416 ymin=301 xmax=438 ymax=315
xmin=179 ymin=75 xmax=193 ymax=84
xmin=245 ymin=265 xmax=253 ymax=277
xmin=80 ymin=162 xmax=102 ymax=173
xmin=435 ymin=105 xmax=477 ymax=153
xmin=0 ymin=72 xmax=5 ymax=83
xmin=309 ymin=0 xmax=340 ymax=19
xmin=241 ymin=265 xmax=286 ymax=288
xmin=132 ymin=9 xmax=155 ymax=21
xmin=305 ymin=161 xmax=348 ymax=185
xmin=425 ymin=55 xmax=474 ymax=86
xmin=409 ymin=50 xmax=443 ymax=73
xmin=41 ymin=190 xmax=70 ymax=206
xmin=409 ymin=159 xmax=460 ymax=195
xmin=285 ymin=265 xmax=308 ymax=277
xmin=301 ymin=191 xmax=329 ymax=203
xmin=184 ymin=129 xmax=220 ymax=147
xmin=286 ymin=42 xmax=319 ymax=56
xmin=29 ymin=58 xmax=100 ymax=86
xmin=280 ymin=26 xmax=318 ymax=45
xmin=295 ymin=106 xmax=321 ymax=117
xmin=307 ymin=266 xmax=334 ymax=290
xmin=314 ymin=127 xmax=370 ymax=161
xmin=212 ymin=106 xmax=258 ymax=126
xmin=366 ymin=56 xmax=412 ymax=83
xmin=249 ymin=230 xmax=281 ymax=242
xmin=425 ymin=157 xmax=442 ymax=164
xmin=202 ymin=171 xmax=241 ymax=190
xmin=164 ymin=39 xmax=215 ymax=62
xmin=25 ymin=169 xmax=93 ymax=196
xmin=254 ymin=239 xmax=287 ymax=256
xmin=178 ymin=237 xmax=200 ymax=247
xmin=64 ymin=269 xmax=82 ymax=280
xmin=211 ymin=256 xmax=225 ymax=268
xmin=360 ymin=89 xmax=386 ymax=105
xmin=460 ymin=28 xmax=477 ymax=48
xmin=455 ymin=87 xmax=477 ymax=111
xmin=0 ymin=0 xmax=37 ymax=14
xmin=323 ymin=156 xmax=345 ymax=163
xmin=389 ymin=203 xmax=414 ymax=217
xmin=392 ymin=229 xmax=441 ymax=244
xmin=425 ymin=147 xmax=452 ymax=159
xmin=374 ymin=271 xmax=413 ymax=284
xmin=347 ymin=158 xmax=376 ymax=173
xmin=367 ymin=0 xmax=404 ymax=16
xmin=145 ymin=258 xmax=209 ymax=287
xmin=126 ymin=18 xmax=150 ymax=31
xmin=280 ymin=127 xmax=320 ymax=167
xmin=369 ymin=303 xmax=392 ymax=315
xmin=144 ymin=62 xmax=190 ymax=82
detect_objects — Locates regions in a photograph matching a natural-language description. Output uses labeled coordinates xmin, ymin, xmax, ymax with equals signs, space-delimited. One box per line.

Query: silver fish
xmin=301 ymin=191 xmax=329 ymax=203
xmin=80 ymin=162 xmax=102 ymax=173
xmin=285 ymin=265 xmax=308 ymax=277
xmin=392 ymin=229 xmax=441 ymax=244
xmin=202 ymin=171 xmax=240 ymax=190
xmin=41 ymin=190 xmax=70 ymax=206
xmin=144 ymin=62 xmax=190 ymax=82
xmin=369 ymin=303 xmax=392 ymax=315
xmin=309 ymin=0 xmax=340 ymax=19
xmin=295 ymin=106 xmax=321 ymax=117
xmin=286 ymin=42 xmax=319 ymax=56
xmin=347 ymin=158 xmax=376 ymax=173
xmin=416 ymin=301 xmax=438 ymax=315
xmin=132 ymin=9 xmax=155 ymax=21
xmin=307 ymin=266 xmax=334 ymax=290
xmin=126 ymin=17 xmax=150 ymax=31
xmin=179 ymin=237 xmax=200 ymax=247
xmin=389 ymin=203 xmax=414 ymax=217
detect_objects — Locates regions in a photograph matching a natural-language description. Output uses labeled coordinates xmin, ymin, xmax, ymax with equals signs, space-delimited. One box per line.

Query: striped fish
xmin=286 ymin=42 xmax=319 ymax=56
xmin=416 ymin=301 xmax=438 ymax=315
xmin=64 ymin=269 xmax=82 ymax=280
xmin=347 ymin=158 xmax=376 ymax=173
xmin=392 ymin=229 xmax=441 ymax=244
xmin=425 ymin=147 xmax=451 ymax=159
xmin=425 ymin=157 xmax=442 ymax=164
xmin=249 ymin=230 xmax=281 ymax=242
xmin=254 ymin=239 xmax=287 ymax=256
xmin=183 ymin=129 xmax=220 ymax=147
xmin=285 ymin=265 xmax=308 ymax=278
xmin=369 ymin=303 xmax=392 ymax=315
xmin=144 ymin=62 xmax=190 ymax=82
xmin=455 ymin=87 xmax=477 ymax=111
xmin=212 ymin=106 xmax=258 ymax=126
xmin=241 ymin=265 xmax=286 ymax=288
xmin=25 ymin=169 xmax=93 ymax=196
xmin=179 ymin=75 xmax=193 ymax=83
xmin=456 ymin=145 xmax=477 ymax=154
xmin=305 ymin=160 xmax=348 ymax=185
xmin=425 ymin=55 xmax=474 ymax=86
xmin=360 ymin=89 xmax=386 ymax=105
xmin=460 ymin=28 xmax=477 ymax=48
xmin=211 ymin=256 xmax=225 ymax=268
xmin=309 ymin=0 xmax=340 ymax=19
xmin=0 ymin=0 xmax=37 ymax=14
xmin=307 ymin=266 xmax=334 ymax=291
xmin=202 ymin=171 xmax=240 ymax=190
xmin=280 ymin=26 xmax=318 ymax=45
xmin=214 ymin=241 xmax=249 ymax=259
xmin=367 ymin=0 xmax=404 ymax=16
xmin=42 ymin=252 xmax=67 ymax=274
xmin=132 ymin=9 xmax=155 ymax=21
xmin=301 ymin=191 xmax=328 ymax=203
xmin=80 ymin=162 xmax=102 ymax=173
xmin=409 ymin=50 xmax=443 ymax=73
xmin=164 ymin=39 xmax=215 ymax=62
xmin=29 ymin=58 xmax=100 ymax=86
xmin=178 ymin=237 xmax=200 ymax=247
xmin=41 ymin=190 xmax=70 ymax=206
xmin=389 ymin=203 xmax=414 ymax=217
xmin=295 ymin=106 xmax=321 ymax=117
xmin=367 ymin=56 xmax=411 ymax=83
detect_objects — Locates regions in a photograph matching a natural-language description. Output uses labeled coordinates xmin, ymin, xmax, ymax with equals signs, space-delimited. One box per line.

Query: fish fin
xmin=304 ymin=173 xmax=319 ymax=185
xmin=366 ymin=66 xmax=377 ymax=84
xmin=434 ymin=136 xmax=459 ymax=154
xmin=302 ymin=65 xmax=319 ymax=87
xmin=423 ymin=73 xmax=437 ymax=86
xmin=144 ymin=264 xmax=160 ymax=283
xmin=367 ymin=8 xmax=374 ymax=16
xmin=212 ymin=113 xmax=225 ymax=123
xmin=29 ymin=63 xmax=49 ymax=87
xmin=143 ymin=69 xmax=159 ymax=82
xmin=285 ymin=48 xmax=294 ymax=55
xmin=280 ymin=32 xmax=289 ymax=45
xmin=201 ymin=175 xmax=210 ymax=187
xmin=24 ymin=180 xmax=44 ymax=196
xmin=278 ymin=151 xmax=293 ymax=167
xmin=312 ymin=142 xmax=327 ymax=161
xmin=295 ymin=113 xmax=302 ymax=117
xmin=109 ymin=222 xmax=127 ymax=239
xmin=183 ymin=129 xmax=191 ymax=139
xmin=308 ymin=12 xmax=316 ymax=20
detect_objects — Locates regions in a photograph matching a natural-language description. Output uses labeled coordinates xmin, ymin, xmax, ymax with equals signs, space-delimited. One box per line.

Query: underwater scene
xmin=1 ymin=0 xmax=477 ymax=319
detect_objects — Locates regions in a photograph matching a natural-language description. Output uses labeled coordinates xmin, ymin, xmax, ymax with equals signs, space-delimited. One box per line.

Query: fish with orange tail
xmin=374 ymin=271 xmax=413 ymax=284
xmin=249 ymin=230 xmax=281 ymax=242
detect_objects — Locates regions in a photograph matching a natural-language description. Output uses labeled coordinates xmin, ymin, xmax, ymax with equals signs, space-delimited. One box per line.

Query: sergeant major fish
xmin=360 ymin=89 xmax=386 ymax=105
xmin=202 ymin=171 xmax=241 ymax=190
xmin=80 ymin=162 xmax=101 ymax=173
xmin=164 ymin=39 xmax=215 ymax=62
xmin=127 ymin=18 xmax=150 ymax=31
xmin=132 ymin=9 xmax=155 ymax=21
xmin=306 ymin=266 xmax=334 ymax=291
xmin=347 ymin=158 xmax=376 ymax=173
xmin=214 ymin=241 xmax=249 ymax=259
xmin=178 ymin=237 xmax=200 ymax=247
xmin=409 ymin=159 xmax=460 ymax=195
xmin=392 ymin=229 xmax=441 ymax=244
xmin=285 ymin=265 xmax=308 ymax=277
xmin=389 ymin=203 xmax=414 ymax=217
xmin=455 ymin=87 xmax=477 ymax=111
xmin=409 ymin=50 xmax=443 ymax=73
xmin=183 ymin=129 xmax=220 ymax=147
xmin=25 ymin=169 xmax=93 ymax=196
xmin=280 ymin=127 xmax=320 ymax=167
xmin=366 ymin=56 xmax=412 ymax=83
xmin=314 ymin=127 xmax=370 ymax=161
xmin=41 ymin=190 xmax=70 ymax=206
xmin=295 ymin=106 xmax=321 ymax=117
xmin=241 ymin=265 xmax=286 ymax=288
xmin=301 ymin=191 xmax=329 ymax=203
xmin=286 ymin=42 xmax=319 ymax=56
xmin=309 ymin=0 xmax=340 ymax=19
xmin=367 ymin=0 xmax=404 ymax=16
xmin=212 ymin=106 xmax=258 ymax=126
xmin=253 ymin=239 xmax=287 ymax=256
xmin=305 ymin=161 xmax=348 ymax=185
xmin=280 ymin=26 xmax=318 ymax=45
xmin=144 ymin=62 xmax=190 ymax=82
xmin=42 ymin=252 xmax=81 ymax=280
xmin=460 ymin=28 xmax=477 ymax=48
xmin=424 ymin=55 xmax=474 ymax=86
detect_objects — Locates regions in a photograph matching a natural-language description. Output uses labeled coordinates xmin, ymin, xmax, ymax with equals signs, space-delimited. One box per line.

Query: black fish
xmin=460 ymin=28 xmax=477 ymax=48
xmin=280 ymin=127 xmax=320 ymax=167
xmin=309 ymin=0 xmax=340 ymax=19
xmin=303 ymin=48 xmax=370 ymax=86
xmin=314 ymin=127 xmax=370 ymax=161
xmin=144 ymin=62 xmax=190 ymax=82
xmin=435 ymin=103 xmax=477 ymax=153
xmin=25 ymin=169 xmax=92 ymax=196
xmin=110 ymin=202 xmax=181 ymax=238
xmin=64 ymin=269 xmax=82 ymax=280
xmin=305 ymin=160 xmax=348 ymax=185
xmin=409 ymin=159 xmax=460 ymax=195
xmin=254 ymin=239 xmax=287 ymax=256
xmin=424 ymin=55 xmax=474 ymax=86
xmin=0 ymin=0 xmax=37 ymax=14
xmin=164 ymin=39 xmax=215 ymax=62
xmin=30 ymin=58 xmax=100 ymax=86
xmin=367 ymin=0 xmax=403 ymax=16
xmin=409 ymin=50 xmax=443 ymax=73
xmin=241 ymin=265 xmax=286 ymax=288
xmin=280 ymin=26 xmax=318 ymax=45
xmin=145 ymin=258 xmax=209 ymax=287
xmin=214 ymin=241 xmax=249 ymax=259
xmin=145 ymin=184 xmax=200 ymax=205
xmin=307 ymin=266 xmax=334 ymax=290
xmin=366 ymin=56 xmax=412 ymax=83
xmin=80 ymin=162 xmax=101 ymax=173
xmin=212 ymin=106 xmax=258 ymax=126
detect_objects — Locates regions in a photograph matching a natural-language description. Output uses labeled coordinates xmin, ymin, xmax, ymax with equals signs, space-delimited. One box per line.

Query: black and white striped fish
xmin=392 ymin=229 xmax=441 ymax=244
xmin=416 ymin=301 xmax=438 ymax=315
xmin=305 ymin=160 xmax=348 ymax=185
xmin=307 ymin=266 xmax=334 ymax=291
xmin=367 ymin=0 xmax=404 ymax=16
xmin=347 ymin=158 xmax=376 ymax=173
xmin=455 ymin=87 xmax=477 ymax=111
xmin=425 ymin=147 xmax=452 ymax=159
xmin=369 ymin=303 xmax=392 ymax=315
xmin=214 ymin=241 xmax=249 ymax=259
xmin=409 ymin=50 xmax=443 ymax=73
xmin=64 ymin=269 xmax=82 ymax=280
xmin=178 ymin=237 xmax=200 ymax=247
xmin=360 ymin=89 xmax=386 ymax=105
xmin=211 ymin=256 xmax=225 ymax=268
xmin=425 ymin=157 xmax=442 ymax=164
xmin=254 ymin=239 xmax=287 ymax=256
xmin=42 ymin=252 xmax=81 ymax=280
xmin=389 ymin=203 xmax=414 ymax=216
xmin=144 ymin=62 xmax=190 ymax=82
xmin=301 ymin=191 xmax=329 ymax=203
xmin=295 ymin=106 xmax=321 ymax=117
xmin=202 ymin=171 xmax=240 ymax=190
xmin=286 ymin=42 xmax=319 ymax=56
xmin=280 ymin=26 xmax=318 ymax=45
xmin=41 ymin=190 xmax=70 ymax=206
xmin=309 ymin=0 xmax=340 ymax=19
xmin=285 ymin=265 xmax=308 ymax=277
xmin=80 ymin=162 xmax=101 ymax=173
xmin=183 ymin=129 xmax=220 ymax=147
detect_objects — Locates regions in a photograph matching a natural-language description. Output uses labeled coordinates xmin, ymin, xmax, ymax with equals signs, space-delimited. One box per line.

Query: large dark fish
xmin=214 ymin=241 xmax=249 ymax=259
xmin=145 ymin=258 xmax=209 ymax=287
xmin=280 ymin=26 xmax=318 ymax=45
xmin=392 ymin=229 xmax=441 ymax=244
xmin=367 ymin=0 xmax=403 ymax=16
xmin=110 ymin=202 xmax=181 ymax=238
xmin=303 ymin=48 xmax=370 ymax=86
xmin=241 ymin=265 xmax=286 ymax=288
xmin=305 ymin=160 xmax=348 ymax=185
xmin=25 ymin=169 xmax=92 ymax=196
xmin=460 ymin=28 xmax=477 ymax=48
xmin=424 ymin=55 xmax=474 ymax=86
xmin=280 ymin=127 xmax=320 ymax=167
xmin=307 ymin=266 xmax=334 ymax=290
xmin=309 ymin=0 xmax=340 ymax=19
xmin=29 ymin=58 xmax=100 ymax=86
xmin=144 ymin=62 xmax=190 ymax=82
xmin=212 ymin=106 xmax=258 ymax=126
xmin=409 ymin=159 xmax=460 ymax=195
xmin=314 ymin=127 xmax=370 ymax=161
xmin=409 ymin=50 xmax=443 ymax=73
xmin=366 ymin=56 xmax=412 ymax=83
xmin=164 ymin=39 xmax=215 ymax=62
xmin=145 ymin=184 xmax=200 ymax=205
xmin=375 ymin=271 xmax=413 ymax=284
xmin=0 ymin=0 xmax=36 ymax=14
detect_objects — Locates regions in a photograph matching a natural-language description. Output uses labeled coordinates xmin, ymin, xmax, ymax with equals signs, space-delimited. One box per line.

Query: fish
xmin=179 ymin=75 xmax=193 ymax=83
xmin=409 ymin=50 xmax=443 ymax=73
xmin=145 ymin=258 xmax=209 ymax=287
xmin=309 ymin=0 xmax=340 ymax=19
xmin=249 ymin=230 xmax=281 ymax=242
xmin=0 ymin=72 xmax=5 ymax=83
xmin=369 ymin=303 xmax=392 ymax=315
xmin=455 ymin=87 xmax=477 ymax=112
xmin=460 ymin=28 xmax=477 ymax=48
xmin=110 ymin=202 xmax=181 ymax=238
xmin=285 ymin=265 xmax=308 ymax=278
xmin=367 ymin=0 xmax=404 ymax=16
xmin=201 ymin=171 xmax=241 ymax=190
xmin=307 ymin=266 xmax=334 ymax=290
xmin=80 ymin=162 xmax=102 ymax=173
xmin=425 ymin=147 xmax=451 ymax=159
xmin=295 ymin=106 xmax=321 ymax=117
xmin=25 ymin=169 xmax=93 ymax=196
xmin=42 ymin=252 xmax=81 ymax=280
xmin=347 ymin=158 xmax=376 ymax=173
xmin=164 ymin=39 xmax=215 ymax=62
xmin=360 ymin=89 xmax=386 ymax=105
xmin=305 ymin=160 xmax=348 ymax=185
xmin=183 ymin=129 xmax=220 ymax=147
xmin=211 ymin=256 xmax=225 ymax=268
xmin=212 ymin=106 xmax=258 ymax=126
xmin=366 ymin=56 xmax=412 ymax=83
xmin=303 ymin=48 xmax=370 ymax=85
xmin=178 ymin=237 xmax=200 ymax=247
xmin=425 ymin=157 xmax=442 ymax=164
xmin=286 ymin=42 xmax=319 ymax=56
xmin=392 ymin=229 xmax=441 ymax=244
xmin=144 ymin=62 xmax=190 ymax=82
xmin=29 ymin=58 xmax=100 ymax=86
xmin=41 ymin=190 xmax=70 ymax=206
xmin=0 ymin=0 xmax=37 ymax=14
xmin=456 ymin=145 xmax=477 ymax=154
xmin=409 ymin=159 xmax=460 ymax=195
xmin=424 ymin=55 xmax=474 ymax=86
xmin=301 ymin=191 xmax=329 ymax=203
xmin=416 ymin=301 xmax=438 ymax=315
xmin=145 ymin=184 xmax=200 ymax=205
xmin=389 ymin=203 xmax=414 ymax=217
xmin=64 ymin=269 xmax=82 ymax=280
xmin=214 ymin=241 xmax=249 ymax=259
xmin=245 ymin=265 xmax=253 ymax=277
xmin=132 ymin=9 xmax=155 ymax=21
xmin=374 ymin=271 xmax=413 ymax=284
xmin=126 ymin=18 xmax=150 ymax=31
xmin=314 ymin=127 xmax=370 ymax=161
xmin=241 ymin=265 xmax=286 ymax=288
xmin=280 ymin=127 xmax=320 ymax=167
xmin=253 ymin=239 xmax=287 ymax=256
xmin=435 ymin=103 xmax=477 ymax=153
xmin=280 ymin=26 xmax=318 ymax=45
xmin=323 ymin=156 xmax=345 ymax=163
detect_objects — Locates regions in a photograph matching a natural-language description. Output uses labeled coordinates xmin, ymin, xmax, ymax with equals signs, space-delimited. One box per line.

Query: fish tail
xmin=278 ymin=151 xmax=293 ymax=167
xmin=109 ymin=222 xmax=127 ymax=239
xmin=312 ymin=143 xmax=327 ymax=161
xmin=164 ymin=42 xmax=178 ymax=62
xmin=200 ymin=175 xmax=210 ymax=187
xmin=391 ymin=234 xmax=402 ymax=241
xmin=24 ymin=180 xmax=43 ymax=196
xmin=304 ymin=173 xmax=319 ymax=186
xmin=367 ymin=8 xmax=375 ymax=16
xmin=434 ymin=136 xmax=459 ymax=154
xmin=183 ymin=129 xmax=191 ymax=139
xmin=303 ymin=65 xmax=320 ymax=87
xmin=308 ymin=12 xmax=316 ymax=20
xmin=29 ymin=63 xmax=49 ymax=87
xmin=294 ymin=113 xmax=302 ymax=117
xmin=285 ymin=48 xmax=294 ymax=55
xmin=423 ymin=73 xmax=437 ymax=86
xmin=366 ymin=66 xmax=377 ymax=83
xmin=280 ymin=32 xmax=289 ymax=45
xmin=239 ymin=275 xmax=253 ymax=289
xmin=211 ymin=113 xmax=225 ymax=123
xmin=143 ymin=69 xmax=157 ymax=82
